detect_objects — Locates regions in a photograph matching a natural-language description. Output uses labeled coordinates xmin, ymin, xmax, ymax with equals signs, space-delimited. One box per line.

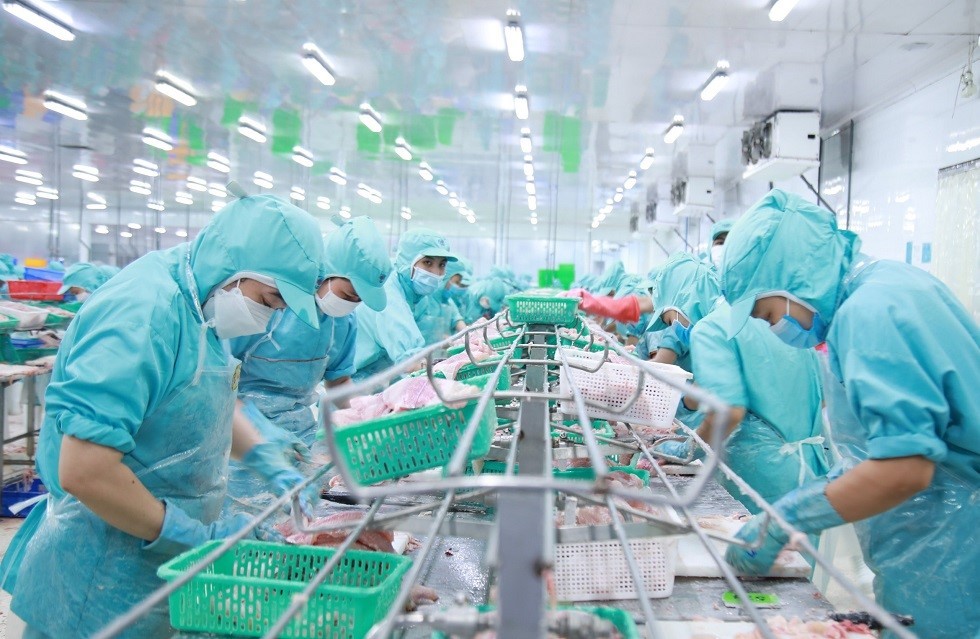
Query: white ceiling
xmin=0 ymin=0 xmax=976 ymax=250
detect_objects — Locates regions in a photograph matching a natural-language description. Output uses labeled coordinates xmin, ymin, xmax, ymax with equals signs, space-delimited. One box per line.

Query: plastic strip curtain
xmin=933 ymin=159 xmax=980 ymax=323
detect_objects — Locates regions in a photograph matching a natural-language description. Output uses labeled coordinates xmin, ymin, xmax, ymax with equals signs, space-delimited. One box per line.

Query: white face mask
xmin=710 ymin=245 xmax=725 ymax=270
xmin=203 ymin=282 xmax=276 ymax=339
xmin=317 ymin=281 xmax=361 ymax=317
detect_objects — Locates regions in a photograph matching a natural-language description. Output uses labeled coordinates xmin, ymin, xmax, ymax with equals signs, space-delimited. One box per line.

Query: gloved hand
xmin=241 ymin=442 xmax=315 ymax=517
xmin=145 ymin=499 xmax=257 ymax=556
xmin=570 ymin=290 xmax=641 ymax=323
xmin=242 ymin=401 xmax=312 ymax=465
xmin=725 ymin=479 xmax=845 ymax=574
xmin=653 ymin=438 xmax=704 ymax=463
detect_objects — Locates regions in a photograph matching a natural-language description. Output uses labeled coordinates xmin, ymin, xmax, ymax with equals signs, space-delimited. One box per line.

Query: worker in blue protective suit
xmin=720 ymin=189 xmax=980 ymax=638
xmin=224 ymin=215 xmax=391 ymax=516
xmin=415 ymin=256 xmax=472 ymax=346
xmin=595 ymin=260 xmax=627 ymax=296
xmin=648 ymin=253 xmax=829 ymax=514
xmin=353 ymin=228 xmax=457 ymax=380
xmin=463 ymin=277 xmax=509 ymax=324
xmin=57 ymin=262 xmax=116 ymax=302
xmin=0 ymin=192 xmax=325 ymax=639
xmin=611 ymin=275 xmax=655 ymax=347
xmin=707 ymin=218 xmax=734 ymax=271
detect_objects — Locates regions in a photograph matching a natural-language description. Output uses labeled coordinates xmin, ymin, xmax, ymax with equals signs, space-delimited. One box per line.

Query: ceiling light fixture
xmin=356 ymin=183 xmax=382 ymax=204
xmin=175 ymin=191 xmax=194 ymax=205
xmin=206 ymin=151 xmax=230 ymax=173
xmin=2 ymin=0 xmax=75 ymax=41
xmin=700 ymin=60 xmax=731 ymax=101
xmin=338 ymin=205 xmax=351 ymax=219
xmin=253 ymin=171 xmax=274 ymax=189
xmin=207 ymin=183 xmax=226 ymax=198
xmin=768 ymin=0 xmax=800 ymax=22
xmin=154 ymin=226 xmax=167 ymax=234
xmin=129 ymin=179 xmax=152 ymax=195
xmin=328 ymin=167 xmax=347 ymax=185
xmin=530 ymin=216 xmax=538 ymax=226
xmin=359 ymin=102 xmax=383 ymax=133
xmin=42 ymin=90 xmax=87 ymax=120
xmin=0 ymin=145 xmax=27 ymax=164
xmin=520 ymin=132 xmax=532 ymax=154
xmin=528 ymin=195 xmax=537 ymax=211
xmin=526 ymin=180 xmax=535 ymax=196
xmin=504 ymin=9 xmax=525 ymax=62
xmin=14 ymin=169 xmax=42 ymax=185
xmin=175 ymin=229 xmax=188 ymax=238
xmin=154 ymin=70 xmax=197 ymax=107
xmin=36 ymin=185 xmax=58 ymax=199
xmin=523 ymin=158 xmax=534 ymax=178
xmin=394 ymin=137 xmax=413 ymax=161
xmin=663 ymin=115 xmax=684 ymax=144
xmin=211 ymin=200 xmax=226 ymax=212
xmin=513 ymin=85 xmax=529 ymax=120
xmin=72 ymin=164 xmax=99 ymax=182
xmin=400 ymin=206 xmax=412 ymax=221
xmin=639 ymin=148 xmax=655 ymax=170
xmin=94 ymin=225 xmax=109 ymax=234
xmin=237 ymin=116 xmax=267 ymax=143
xmin=418 ymin=162 xmax=434 ymax=181
xmin=127 ymin=222 xmax=142 ymax=230
xmin=132 ymin=158 xmax=159 ymax=177
xmin=87 ymin=193 xmax=106 ymax=209
xmin=435 ymin=180 xmax=449 ymax=196
xmin=290 ymin=186 xmax=306 ymax=201
xmin=291 ymin=145 xmax=314 ymax=168
xmin=301 ymin=42 xmax=336 ymax=86
xmin=147 ymin=200 xmax=164 ymax=211
xmin=624 ymin=170 xmax=638 ymax=190
xmin=120 ymin=231 xmax=133 ymax=238
xmin=448 ymin=192 xmax=459 ymax=208
xmin=186 ymin=176 xmax=207 ymax=192
xmin=613 ymin=187 xmax=624 ymax=203
xmin=600 ymin=205 xmax=612 ymax=215
xmin=316 ymin=196 xmax=331 ymax=210
xmin=14 ymin=191 xmax=36 ymax=205
xmin=142 ymin=127 xmax=174 ymax=151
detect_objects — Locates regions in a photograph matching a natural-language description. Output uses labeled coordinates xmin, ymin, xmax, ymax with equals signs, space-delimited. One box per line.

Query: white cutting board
xmin=653 ymin=620 xmax=868 ymax=638
xmin=675 ymin=517 xmax=810 ymax=578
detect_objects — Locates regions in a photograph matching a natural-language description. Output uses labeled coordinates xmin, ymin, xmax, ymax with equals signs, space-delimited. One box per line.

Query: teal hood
xmin=393 ymin=228 xmax=457 ymax=279
xmin=58 ymin=262 xmax=113 ymax=294
xmin=597 ymin=261 xmax=627 ymax=295
xmin=445 ymin=256 xmax=474 ymax=286
xmin=721 ymin=189 xmax=861 ymax=338
xmin=648 ymin=253 xmax=721 ymax=332
xmin=323 ymin=216 xmax=392 ymax=311
xmin=189 ymin=194 xmax=324 ymax=328
xmin=711 ymin=219 xmax=735 ymax=242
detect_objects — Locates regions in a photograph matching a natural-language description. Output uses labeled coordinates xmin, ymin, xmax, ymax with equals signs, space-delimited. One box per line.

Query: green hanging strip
xmin=271 ymin=108 xmax=301 ymax=155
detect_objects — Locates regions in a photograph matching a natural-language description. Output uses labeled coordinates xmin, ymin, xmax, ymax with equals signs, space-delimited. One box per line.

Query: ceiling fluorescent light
xmin=35 ymin=186 xmax=58 ymax=199
xmin=42 ymin=90 xmax=87 ymax=120
xmin=186 ymin=176 xmax=207 ymax=192
xmin=418 ymin=162 xmax=434 ymax=181
xmin=338 ymin=206 xmax=351 ymax=219
xmin=253 ymin=171 xmax=274 ymax=189
xmin=129 ymin=179 xmax=152 ymax=195
xmin=400 ymin=207 xmax=412 ymax=221
xmin=94 ymin=225 xmax=109 ymax=234
xmin=237 ymin=116 xmax=267 ymax=143
xmin=504 ymin=9 xmax=525 ymax=62
xmin=154 ymin=70 xmax=197 ymax=107
xmin=624 ymin=170 xmax=638 ymax=190
xmin=394 ymin=137 xmax=413 ymax=161
xmin=72 ymin=164 xmax=99 ymax=182
xmin=154 ymin=226 xmax=167 ymax=234
xmin=613 ymin=188 xmax=624 ymax=203
xmin=14 ymin=169 xmax=42 ymax=185
xmin=175 ymin=229 xmax=188 ymax=238
xmin=86 ymin=203 xmax=106 ymax=210
xmin=316 ymin=196 xmax=330 ymax=210
xmin=132 ymin=158 xmax=159 ymax=177
xmin=528 ymin=195 xmax=537 ymax=211
xmin=640 ymin=148 xmax=655 ymax=170
xmin=206 ymin=151 xmax=230 ymax=173
xmin=699 ymin=61 xmax=730 ymax=101
xmin=291 ymin=145 xmax=314 ymax=168
xmin=207 ymin=183 xmax=227 ymax=197
xmin=147 ymin=200 xmax=165 ymax=211
xmin=87 ymin=192 xmax=105 ymax=203
xmin=142 ymin=127 xmax=174 ymax=151
xmin=523 ymin=161 xmax=533 ymax=178
xmin=127 ymin=222 xmax=142 ymax=230
xmin=0 ymin=145 xmax=27 ymax=164
xmin=120 ymin=231 xmax=133 ymax=238
xmin=359 ymin=103 xmax=383 ymax=133
xmin=435 ymin=180 xmax=449 ymax=196
xmin=328 ymin=167 xmax=347 ymax=185
xmin=526 ymin=180 xmax=535 ymax=195
xmin=301 ymin=42 xmax=336 ymax=86
xmin=290 ymin=186 xmax=306 ymax=201
xmin=175 ymin=191 xmax=194 ymax=205
xmin=211 ymin=200 xmax=226 ymax=212
xmin=448 ymin=192 xmax=459 ymax=208
xmin=768 ymin=0 xmax=800 ymax=22
xmin=520 ymin=133 xmax=532 ymax=154
xmin=513 ymin=85 xmax=529 ymax=120
xmin=663 ymin=115 xmax=684 ymax=144
xmin=3 ymin=0 xmax=74 ymax=41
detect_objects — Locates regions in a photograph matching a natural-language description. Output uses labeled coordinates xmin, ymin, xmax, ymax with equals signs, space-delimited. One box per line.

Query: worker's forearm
xmin=637 ymin=296 xmax=654 ymax=314
xmin=651 ymin=348 xmax=678 ymax=365
xmin=326 ymin=377 xmax=352 ymax=409
xmin=230 ymin=400 xmax=262 ymax=460
xmin=454 ymin=320 xmax=466 ymax=332
xmin=59 ymin=436 xmax=165 ymax=541
xmin=825 ymin=456 xmax=934 ymax=522
xmin=694 ymin=406 xmax=745 ymax=447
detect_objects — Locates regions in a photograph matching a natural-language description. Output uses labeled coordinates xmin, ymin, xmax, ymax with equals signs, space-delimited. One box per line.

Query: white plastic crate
xmin=554 ymin=535 xmax=679 ymax=601
xmin=558 ymin=349 xmax=692 ymax=427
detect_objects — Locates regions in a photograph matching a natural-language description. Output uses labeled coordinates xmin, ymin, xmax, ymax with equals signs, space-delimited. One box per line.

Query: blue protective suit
xmin=415 ymin=291 xmax=464 ymax=345
xmin=57 ymin=262 xmax=113 ymax=295
xmin=722 ymin=189 xmax=980 ymax=637
xmin=0 ymin=195 xmax=323 ymax=639
xmin=463 ymin=278 xmax=508 ymax=324
xmin=652 ymin=253 xmax=828 ymax=511
xmin=596 ymin=260 xmax=627 ymax=295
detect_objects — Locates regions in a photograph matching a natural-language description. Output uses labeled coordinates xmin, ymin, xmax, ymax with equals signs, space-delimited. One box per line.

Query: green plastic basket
xmin=0 ymin=339 xmax=58 ymax=364
xmin=431 ymin=605 xmax=638 ymax=639
xmin=455 ymin=360 xmax=511 ymax=391
xmin=59 ymin=301 xmax=83 ymax=313
xmin=0 ymin=314 xmax=17 ymax=332
xmin=158 ymin=540 xmax=410 ymax=639
xmin=554 ymin=465 xmax=650 ymax=487
xmin=555 ymin=419 xmax=613 ymax=444
xmin=506 ymin=293 xmax=579 ymax=326
xmin=333 ymin=385 xmax=498 ymax=484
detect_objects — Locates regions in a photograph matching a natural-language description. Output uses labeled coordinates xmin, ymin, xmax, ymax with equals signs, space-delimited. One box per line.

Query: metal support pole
xmin=496 ymin=325 xmax=552 ymax=639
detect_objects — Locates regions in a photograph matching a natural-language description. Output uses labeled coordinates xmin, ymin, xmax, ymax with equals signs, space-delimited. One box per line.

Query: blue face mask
xmin=447 ymin=283 xmax=466 ymax=300
xmin=770 ymin=298 xmax=826 ymax=349
xmin=411 ymin=267 xmax=442 ymax=296
xmin=670 ymin=321 xmax=691 ymax=349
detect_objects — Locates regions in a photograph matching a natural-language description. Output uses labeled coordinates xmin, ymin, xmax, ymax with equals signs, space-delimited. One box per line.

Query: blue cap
xmin=323 ymin=216 xmax=392 ymax=311
xmin=394 ymin=228 xmax=458 ymax=275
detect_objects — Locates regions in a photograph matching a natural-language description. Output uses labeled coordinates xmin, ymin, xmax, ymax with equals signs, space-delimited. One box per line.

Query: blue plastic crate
xmin=2 ymin=478 xmax=47 ymax=517
xmin=23 ymin=267 xmax=64 ymax=282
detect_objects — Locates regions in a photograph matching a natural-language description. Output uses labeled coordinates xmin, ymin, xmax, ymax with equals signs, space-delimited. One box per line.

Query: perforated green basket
xmin=158 ymin=540 xmax=410 ymax=639
xmin=506 ymin=293 xmax=579 ymax=326
xmin=332 ymin=384 xmax=498 ymax=484
xmin=455 ymin=360 xmax=511 ymax=391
